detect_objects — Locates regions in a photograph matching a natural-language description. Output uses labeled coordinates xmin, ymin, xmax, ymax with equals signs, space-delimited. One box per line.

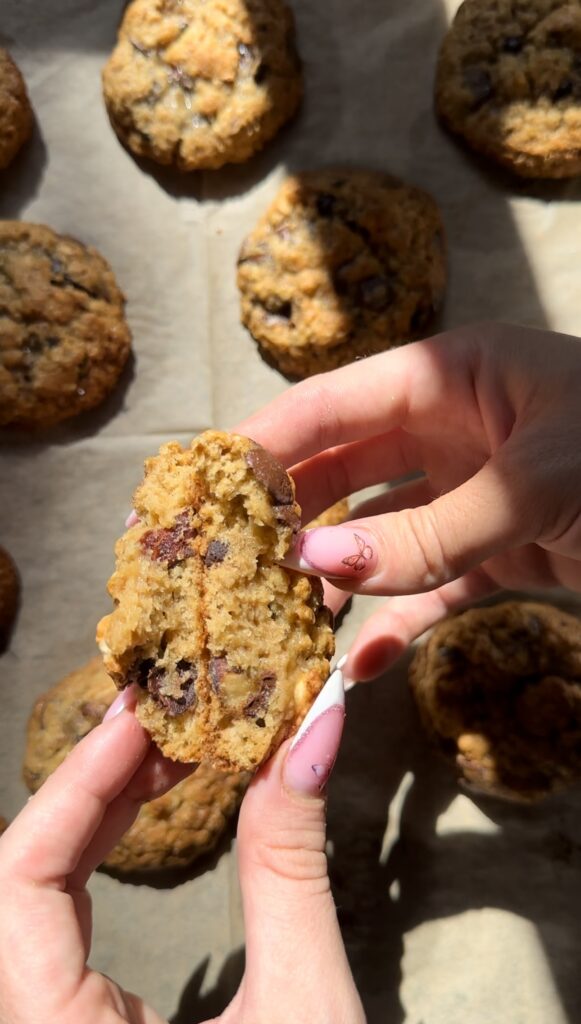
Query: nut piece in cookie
xmin=97 ymin=430 xmax=335 ymax=772
xmin=22 ymin=656 xmax=250 ymax=873
xmin=102 ymin=0 xmax=302 ymax=171
xmin=0 ymin=545 xmax=19 ymax=651
xmin=435 ymin=0 xmax=581 ymax=178
xmin=0 ymin=222 xmax=132 ymax=428
xmin=0 ymin=49 xmax=33 ymax=171
xmin=409 ymin=601 xmax=581 ymax=801
xmin=237 ymin=169 xmax=446 ymax=378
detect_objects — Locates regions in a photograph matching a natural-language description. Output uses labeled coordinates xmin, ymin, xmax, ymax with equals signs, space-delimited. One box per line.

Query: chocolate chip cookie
xmin=307 ymin=499 xmax=350 ymax=529
xmin=409 ymin=601 xmax=581 ymax=802
xmin=0 ymin=545 xmax=19 ymax=651
xmin=102 ymin=0 xmax=302 ymax=171
xmin=237 ymin=170 xmax=446 ymax=378
xmin=435 ymin=0 xmax=581 ymax=178
xmin=97 ymin=431 xmax=334 ymax=772
xmin=0 ymin=222 xmax=132 ymax=428
xmin=23 ymin=656 xmax=250 ymax=872
xmin=0 ymin=49 xmax=33 ymax=171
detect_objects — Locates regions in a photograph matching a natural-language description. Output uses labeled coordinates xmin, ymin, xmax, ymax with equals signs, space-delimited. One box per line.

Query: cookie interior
xmin=97 ymin=431 xmax=334 ymax=771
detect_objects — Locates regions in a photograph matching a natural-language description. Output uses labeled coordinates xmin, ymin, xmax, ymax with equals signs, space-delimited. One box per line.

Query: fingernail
xmin=287 ymin=526 xmax=378 ymax=580
xmin=125 ymin=509 xmax=140 ymax=528
xmin=103 ymin=685 xmax=138 ymax=722
xmin=344 ymin=678 xmax=356 ymax=691
xmin=284 ymin=667 xmax=345 ymax=796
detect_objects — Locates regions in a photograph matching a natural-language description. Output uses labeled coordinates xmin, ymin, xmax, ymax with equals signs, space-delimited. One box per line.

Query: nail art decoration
xmin=341 ymin=533 xmax=373 ymax=572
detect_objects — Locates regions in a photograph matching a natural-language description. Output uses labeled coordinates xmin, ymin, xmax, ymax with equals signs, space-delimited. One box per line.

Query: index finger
xmin=234 ymin=335 xmax=464 ymax=467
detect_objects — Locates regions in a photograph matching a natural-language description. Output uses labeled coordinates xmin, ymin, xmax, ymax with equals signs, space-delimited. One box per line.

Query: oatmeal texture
xmin=237 ymin=170 xmax=446 ymax=378
xmin=436 ymin=0 xmax=581 ymax=177
xmin=97 ymin=431 xmax=334 ymax=771
xmin=409 ymin=601 xmax=581 ymax=801
xmin=23 ymin=656 xmax=250 ymax=872
xmin=102 ymin=0 xmax=302 ymax=170
xmin=0 ymin=222 xmax=131 ymax=428
xmin=0 ymin=48 xmax=33 ymax=170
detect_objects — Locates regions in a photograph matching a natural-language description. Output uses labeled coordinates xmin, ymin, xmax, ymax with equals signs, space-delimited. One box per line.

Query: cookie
xmin=23 ymin=656 xmax=250 ymax=872
xmin=102 ymin=0 xmax=302 ymax=171
xmin=435 ymin=0 xmax=581 ymax=178
xmin=0 ymin=545 xmax=19 ymax=650
xmin=0 ymin=222 xmax=132 ymax=428
xmin=237 ymin=170 xmax=446 ymax=378
xmin=97 ymin=431 xmax=334 ymax=772
xmin=409 ymin=601 xmax=581 ymax=802
xmin=307 ymin=499 xmax=350 ymax=529
xmin=0 ymin=49 xmax=33 ymax=171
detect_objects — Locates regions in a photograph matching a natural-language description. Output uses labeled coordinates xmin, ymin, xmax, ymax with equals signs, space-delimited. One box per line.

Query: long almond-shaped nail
xmin=103 ymin=684 xmax=139 ymax=722
xmin=285 ymin=526 xmax=378 ymax=580
xmin=284 ymin=666 xmax=345 ymax=796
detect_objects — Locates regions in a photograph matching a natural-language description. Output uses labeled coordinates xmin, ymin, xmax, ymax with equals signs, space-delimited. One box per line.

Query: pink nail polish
xmin=295 ymin=526 xmax=378 ymax=580
xmin=103 ymin=685 xmax=138 ymax=722
xmin=125 ymin=509 xmax=140 ymax=528
xmin=284 ymin=667 xmax=345 ymax=796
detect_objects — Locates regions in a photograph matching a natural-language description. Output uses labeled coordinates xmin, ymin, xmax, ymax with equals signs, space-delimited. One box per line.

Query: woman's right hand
xmin=238 ymin=322 xmax=581 ymax=682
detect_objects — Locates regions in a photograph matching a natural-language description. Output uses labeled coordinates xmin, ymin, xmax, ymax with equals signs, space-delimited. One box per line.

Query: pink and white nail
xmin=125 ymin=509 xmax=140 ymax=528
xmin=284 ymin=661 xmax=346 ymax=796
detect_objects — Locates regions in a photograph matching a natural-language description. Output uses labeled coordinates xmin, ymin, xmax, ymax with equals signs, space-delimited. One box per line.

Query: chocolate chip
xmin=148 ymin=660 xmax=198 ymax=717
xmin=126 ymin=657 xmax=156 ymax=688
xmin=410 ymin=302 xmax=434 ymax=335
xmin=209 ymin=656 xmax=228 ymax=693
xmin=274 ymin=504 xmax=301 ymax=534
xmin=204 ymin=539 xmax=229 ymax=566
xmin=254 ymin=63 xmax=268 ymax=84
xmin=502 ymin=35 xmax=523 ymax=53
xmin=316 ymin=193 xmax=336 ymax=218
xmin=357 ymin=275 xmax=392 ymax=312
xmin=141 ymin=511 xmax=197 ymax=567
xmin=168 ymin=65 xmax=195 ymax=90
xmin=244 ymin=671 xmax=276 ymax=720
xmin=463 ymin=67 xmax=493 ymax=106
xmin=554 ymin=80 xmax=573 ymax=101
xmin=264 ymin=297 xmax=292 ymax=319
xmin=246 ymin=447 xmax=294 ymax=505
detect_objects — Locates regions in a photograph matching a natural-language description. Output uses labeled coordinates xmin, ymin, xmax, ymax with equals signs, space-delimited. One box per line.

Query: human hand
xmin=238 ymin=323 xmax=581 ymax=682
xmin=0 ymin=669 xmax=363 ymax=1024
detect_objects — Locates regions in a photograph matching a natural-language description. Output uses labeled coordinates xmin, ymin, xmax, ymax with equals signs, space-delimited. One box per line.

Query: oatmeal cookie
xmin=0 ymin=222 xmax=131 ymax=428
xmin=0 ymin=545 xmax=19 ymax=650
xmin=237 ymin=170 xmax=446 ymax=378
xmin=97 ymin=431 xmax=334 ymax=772
xmin=0 ymin=49 xmax=33 ymax=170
xmin=102 ymin=0 xmax=302 ymax=170
xmin=23 ymin=656 xmax=250 ymax=872
xmin=409 ymin=601 xmax=581 ymax=801
xmin=435 ymin=0 xmax=581 ymax=178
xmin=307 ymin=499 xmax=350 ymax=529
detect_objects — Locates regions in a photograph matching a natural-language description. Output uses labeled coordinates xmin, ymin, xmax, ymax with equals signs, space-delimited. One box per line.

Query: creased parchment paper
xmin=1 ymin=1 xmax=581 ymax=1020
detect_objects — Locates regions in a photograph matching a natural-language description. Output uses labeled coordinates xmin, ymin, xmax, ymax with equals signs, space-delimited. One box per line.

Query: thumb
xmin=236 ymin=665 xmax=363 ymax=1021
xmin=285 ymin=454 xmax=536 ymax=596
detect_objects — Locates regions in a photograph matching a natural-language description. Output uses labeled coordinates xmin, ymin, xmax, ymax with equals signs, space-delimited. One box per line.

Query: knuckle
xmin=297 ymin=378 xmax=343 ymax=453
xmin=403 ymin=504 xmax=454 ymax=589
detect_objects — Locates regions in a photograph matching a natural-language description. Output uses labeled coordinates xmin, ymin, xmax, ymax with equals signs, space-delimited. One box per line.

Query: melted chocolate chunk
xmin=125 ymin=657 xmax=156 ymax=688
xmin=463 ymin=67 xmax=493 ymax=106
xmin=316 ymin=193 xmax=337 ymax=218
xmin=274 ymin=504 xmax=301 ymax=534
xmin=554 ymin=80 xmax=573 ymax=101
xmin=140 ymin=511 xmax=197 ymax=567
xmin=264 ymin=296 xmax=292 ymax=319
xmin=148 ymin=661 xmax=198 ymax=717
xmin=244 ymin=671 xmax=276 ymax=719
xmin=209 ymin=656 xmax=228 ymax=693
xmin=357 ymin=275 xmax=392 ymax=311
xmin=204 ymin=539 xmax=229 ymax=566
xmin=246 ymin=447 xmax=294 ymax=505
xmin=502 ymin=35 xmax=523 ymax=53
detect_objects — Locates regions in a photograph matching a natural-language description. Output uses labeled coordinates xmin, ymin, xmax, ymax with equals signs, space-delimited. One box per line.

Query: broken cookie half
xmin=97 ymin=430 xmax=334 ymax=772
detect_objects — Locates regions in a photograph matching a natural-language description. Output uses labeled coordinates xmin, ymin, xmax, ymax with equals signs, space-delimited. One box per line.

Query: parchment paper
xmin=2 ymin=1 xmax=581 ymax=1021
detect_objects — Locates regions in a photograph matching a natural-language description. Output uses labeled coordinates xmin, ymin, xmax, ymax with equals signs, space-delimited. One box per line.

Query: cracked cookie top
xmin=435 ymin=0 xmax=581 ymax=178
xmin=102 ymin=0 xmax=302 ymax=170
xmin=0 ymin=48 xmax=33 ymax=171
xmin=237 ymin=169 xmax=447 ymax=379
xmin=0 ymin=222 xmax=132 ymax=428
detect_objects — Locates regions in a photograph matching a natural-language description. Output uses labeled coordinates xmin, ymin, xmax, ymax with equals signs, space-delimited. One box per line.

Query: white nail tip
xmin=125 ymin=509 xmax=140 ymax=528
xmin=336 ymin=654 xmax=348 ymax=670
xmin=290 ymin=666 xmax=345 ymax=750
